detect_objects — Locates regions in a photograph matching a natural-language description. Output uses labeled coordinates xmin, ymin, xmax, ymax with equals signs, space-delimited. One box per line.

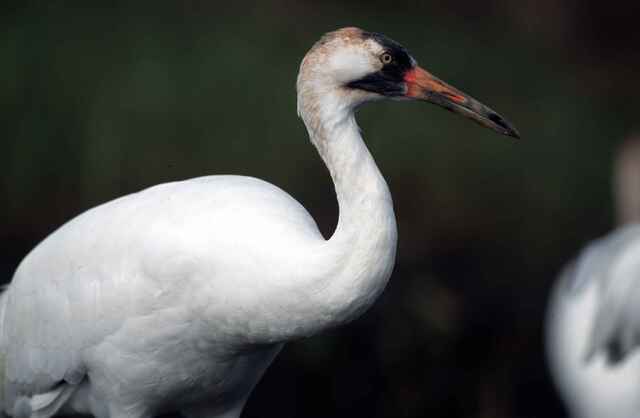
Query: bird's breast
xmin=84 ymin=304 xmax=282 ymax=412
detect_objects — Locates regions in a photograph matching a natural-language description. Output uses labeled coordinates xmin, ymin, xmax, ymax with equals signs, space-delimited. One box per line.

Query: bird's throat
xmin=299 ymin=95 xmax=398 ymax=331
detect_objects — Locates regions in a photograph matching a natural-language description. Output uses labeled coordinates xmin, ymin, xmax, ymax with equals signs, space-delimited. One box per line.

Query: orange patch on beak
xmin=404 ymin=66 xmax=466 ymax=104
xmin=401 ymin=65 xmax=520 ymax=138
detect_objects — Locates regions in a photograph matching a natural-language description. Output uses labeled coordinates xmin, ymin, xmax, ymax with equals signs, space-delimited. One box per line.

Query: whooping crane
xmin=0 ymin=27 xmax=519 ymax=418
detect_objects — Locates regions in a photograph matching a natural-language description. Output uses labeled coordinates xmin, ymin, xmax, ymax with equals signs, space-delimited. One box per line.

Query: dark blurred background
xmin=2 ymin=1 xmax=640 ymax=417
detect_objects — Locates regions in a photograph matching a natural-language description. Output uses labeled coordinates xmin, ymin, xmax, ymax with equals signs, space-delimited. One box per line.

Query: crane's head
xmin=297 ymin=27 xmax=519 ymax=139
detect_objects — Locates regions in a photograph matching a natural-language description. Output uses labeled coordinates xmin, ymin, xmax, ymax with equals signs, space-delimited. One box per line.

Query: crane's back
xmin=0 ymin=175 xmax=323 ymax=418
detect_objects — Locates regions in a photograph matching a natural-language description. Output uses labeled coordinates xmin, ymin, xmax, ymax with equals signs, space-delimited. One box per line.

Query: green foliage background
xmin=2 ymin=2 xmax=639 ymax=417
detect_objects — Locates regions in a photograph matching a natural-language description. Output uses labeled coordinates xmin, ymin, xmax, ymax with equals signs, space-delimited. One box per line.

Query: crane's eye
xmin=380 ymin=53 xmax=393 ymax=65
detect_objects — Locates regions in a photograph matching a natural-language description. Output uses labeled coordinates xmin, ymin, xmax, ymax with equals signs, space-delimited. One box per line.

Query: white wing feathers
xmin=11 ymin=384 xmax=76 ymax=418
xmin=0 ymin=175 xmax=322 ymax=417
xmin=570 ymin=225 xmax=640 ymax=362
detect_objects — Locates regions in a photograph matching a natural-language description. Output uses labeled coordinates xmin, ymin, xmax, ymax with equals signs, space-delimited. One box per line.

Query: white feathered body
xmin=546 ymin=225 xmax=640 ymax=418
xmin=0 ymin=27 xmax=433 ymax=418
xmin=0 ymin=174 xmax=396 ymax=418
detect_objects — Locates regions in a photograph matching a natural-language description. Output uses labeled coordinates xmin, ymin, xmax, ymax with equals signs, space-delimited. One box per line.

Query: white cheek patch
xmin=327 ymin=46 xmax=380 ymax=84
xmin=364 ymin=38 xmax=384 ymax=55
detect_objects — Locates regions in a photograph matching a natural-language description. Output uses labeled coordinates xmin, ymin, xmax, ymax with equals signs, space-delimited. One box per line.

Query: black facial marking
xmin=346 ymin=72 xmax=406 ymax=96
xmin=363 ymin=31 xmax=414 ymax=71
xmin=346 ymin=31 xmax=415 ymax=97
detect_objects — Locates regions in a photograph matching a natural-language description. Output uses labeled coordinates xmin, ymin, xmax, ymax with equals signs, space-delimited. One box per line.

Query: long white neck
xmin=284 ymin=89 xmax=398 ymax=338
xmin=208 ymin=85 xmax=398 ymax=348
xmin=229 ymin=88 xmax=398 ymax=346
xmin=311 ymin=98 xmax=396 ymax=251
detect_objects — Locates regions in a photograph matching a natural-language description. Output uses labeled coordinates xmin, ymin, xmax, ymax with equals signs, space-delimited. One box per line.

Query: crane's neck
xmin=292 ymin=88 xmax=398 ymax=336
xmin=307 ymin=99 xmax=395 ymax=243
xmin=214 ymin=88 xmax=398 ymax=347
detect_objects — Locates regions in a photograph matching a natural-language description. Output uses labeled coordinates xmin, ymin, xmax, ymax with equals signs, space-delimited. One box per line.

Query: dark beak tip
xmin=487 ymin=112 xmax=520 ymax=140
xmin=505 ymin=127 xmax=521 ymax=140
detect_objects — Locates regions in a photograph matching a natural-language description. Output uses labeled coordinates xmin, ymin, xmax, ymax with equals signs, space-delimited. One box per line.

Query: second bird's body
xmin=547 ymin=139 xmax=640 ymax=418
xmin=547 ymin=225 xmax=640 ymax=418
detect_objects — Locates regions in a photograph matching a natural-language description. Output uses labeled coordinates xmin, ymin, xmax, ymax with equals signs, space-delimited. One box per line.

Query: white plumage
xmin=547 ymin=226 xmax=640 ymax=418
xmin=1 ymin=27 xmax=518 ymax=418
xmin=547 ymin=137 xmax=640 ymax=418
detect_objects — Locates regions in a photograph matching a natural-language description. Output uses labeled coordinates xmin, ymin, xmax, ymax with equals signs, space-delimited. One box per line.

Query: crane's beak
xmin=404 ymin=66 xmax=520 ymax=139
